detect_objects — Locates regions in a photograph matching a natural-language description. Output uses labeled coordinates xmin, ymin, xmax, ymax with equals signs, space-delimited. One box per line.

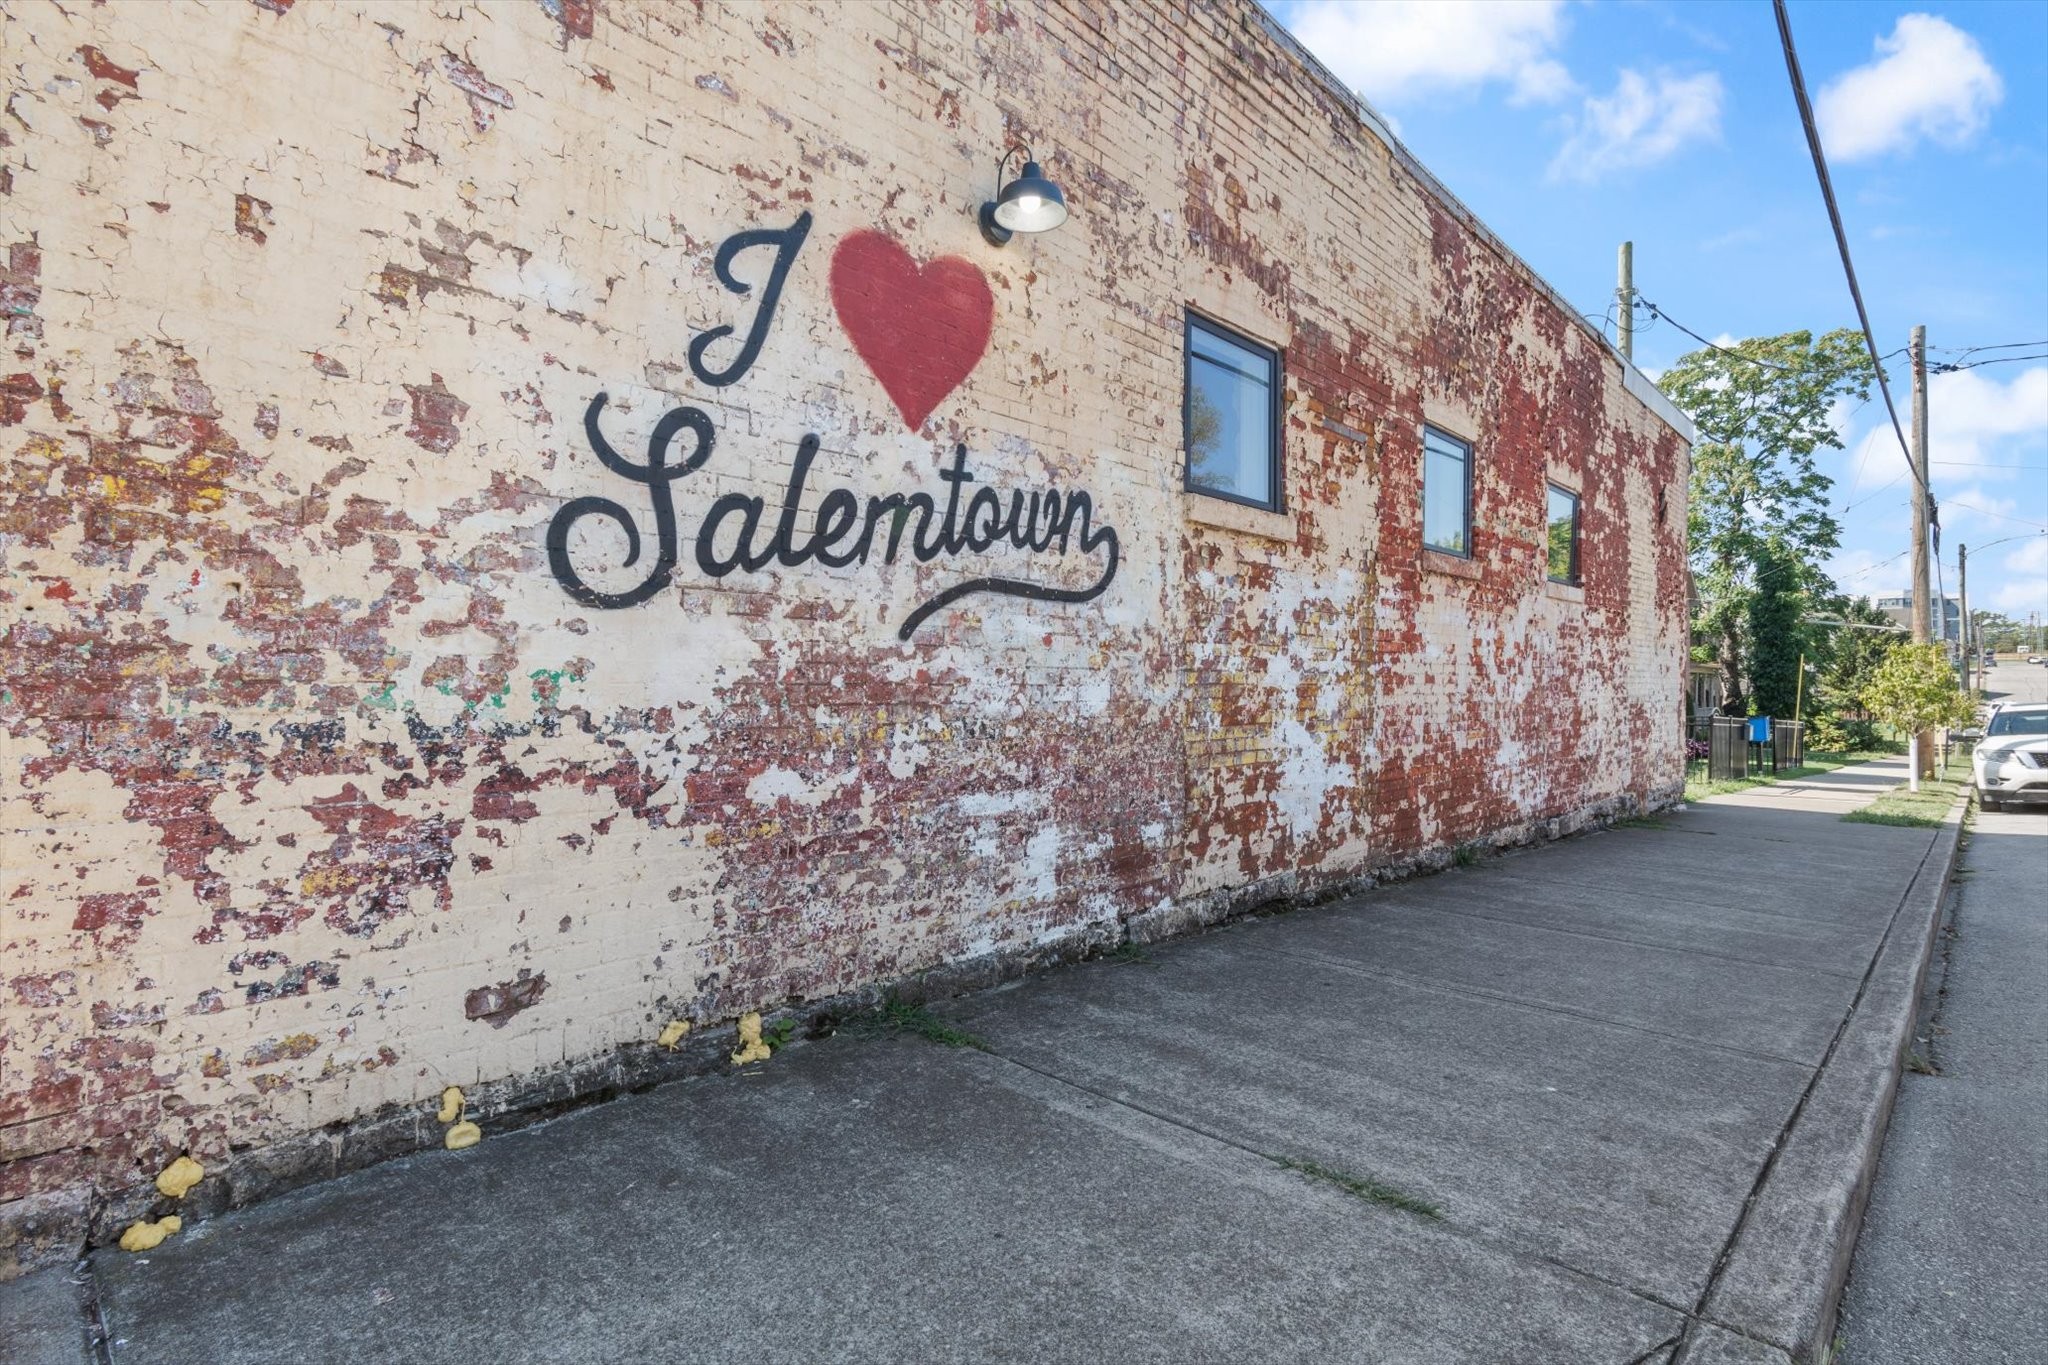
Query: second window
xmin=1422 ymin=425 xmax=1472 ymax=556
xmin=1185 ymin=314 xmax=1281 ymax=510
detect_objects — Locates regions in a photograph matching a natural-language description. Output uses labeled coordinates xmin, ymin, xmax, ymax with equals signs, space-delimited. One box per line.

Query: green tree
xmin=1658 ymin=330 xmax=1874 ymax=714
xmin=1746 ymin=542 xmax=1806 ymax=718
xmin=1809 ymin=595 xmax=1904 ymax=750
xmin=1861 ymin=643 xmax=1976 ymax=738
xmin=1970 ymin=610 xmax=2023 ymax=654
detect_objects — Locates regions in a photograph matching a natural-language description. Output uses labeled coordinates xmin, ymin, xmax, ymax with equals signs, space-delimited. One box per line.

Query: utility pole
xmin=1616 ymin=241 xmax=1634 ymax=362
xmin=1909 ymin=325 xmax=1933 ymax=779
xmin=1910 ymin=324 xmax=1930 ymax=648
xmin=1958 ymin=542 xmax=1971 ymax=695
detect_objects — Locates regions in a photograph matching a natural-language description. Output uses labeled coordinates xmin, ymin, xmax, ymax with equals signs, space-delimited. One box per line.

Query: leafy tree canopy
xmin=1659 ymin=329 xmax=1875 ymax=710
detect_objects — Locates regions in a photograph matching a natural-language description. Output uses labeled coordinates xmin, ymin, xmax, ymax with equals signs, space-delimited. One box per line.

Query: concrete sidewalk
xmin=1708 ymin=753 xmax=1916 ymax=814
xmin=9 ymin=759 xmax=1960 ymax=1364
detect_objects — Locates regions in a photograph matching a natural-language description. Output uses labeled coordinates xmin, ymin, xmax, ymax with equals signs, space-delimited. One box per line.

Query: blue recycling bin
xmin=1748 ymin=715 xmax=1774 ymax=773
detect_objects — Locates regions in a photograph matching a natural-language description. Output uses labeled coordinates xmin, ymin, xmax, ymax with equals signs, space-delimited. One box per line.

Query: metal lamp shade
xmin=991 ymin=162 xmax=1068 ymax=233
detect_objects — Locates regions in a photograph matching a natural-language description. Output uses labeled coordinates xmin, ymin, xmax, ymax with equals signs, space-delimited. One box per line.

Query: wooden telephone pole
xmin=1909 ymin=325 xmax=1934 ymax=779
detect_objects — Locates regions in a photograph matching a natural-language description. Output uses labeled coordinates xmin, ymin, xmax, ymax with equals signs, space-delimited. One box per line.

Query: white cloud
xmin=2005 ymin=538 xmax=2048 ymax=577
xmin=1926 ymin=365 xmax=2048 ymax=479
xmin=1700 ymin=226 xmax=1766 ymax=253
xmin=1548 ymin=69 xmax=1724 ymax=182
xmin=1826 ymin=546 xmax=1892 ymax=593
xmin=1841 ymin=364 xmax=2047 ymax=493
xmin=1986 ymin=537 xmax=2048 ymax=616
xmin=1815 ymin=14 xmax=2003 ymax=161
xmin=1940 ymin=484 xmax=2021 ymax=529
xmin=1283 ymin=0 xmax=1575 ymax=106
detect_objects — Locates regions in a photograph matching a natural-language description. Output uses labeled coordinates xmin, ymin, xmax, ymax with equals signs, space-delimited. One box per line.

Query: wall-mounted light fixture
xmin=979 ymin=145 xmax=1068 ymax=247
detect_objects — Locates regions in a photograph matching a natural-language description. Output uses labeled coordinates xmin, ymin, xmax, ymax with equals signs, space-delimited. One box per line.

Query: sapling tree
xmin=1860 ymin=644 xmax=1976 ymax=789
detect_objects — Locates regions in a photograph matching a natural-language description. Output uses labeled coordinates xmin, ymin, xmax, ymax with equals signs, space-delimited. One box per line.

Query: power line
xmin=1772 ymin=0 xmax=1926 ymax=505
xmin=1935 ymin=340 xmax=2048 ymax=357
xmin=1843 ymin=549 xmax=1909 ymax=582
xmin=1642 ymin=296 xmax=1915 ymax=381
xmin=1931 ymin=353 xmax=2048 ymax=374
xmin=1945 ymin=501 xmax=2048 ymax=530
xmin=1840 ymin=477 xmax=1907 ymax=515
xmin=1637 ymin=298 xmax=1796 ymax=372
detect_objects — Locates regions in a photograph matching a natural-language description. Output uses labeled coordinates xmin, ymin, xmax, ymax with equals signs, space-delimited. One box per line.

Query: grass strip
xmin=1842 ymin=777 xmax=1966 ymax=828
xmin=1274 ymin=1157 xmax=1443 ymax=1221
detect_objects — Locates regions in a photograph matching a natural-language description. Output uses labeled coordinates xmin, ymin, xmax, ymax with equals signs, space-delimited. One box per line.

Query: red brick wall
xmin=0 ymin=0 xmax=1686 ymax=1264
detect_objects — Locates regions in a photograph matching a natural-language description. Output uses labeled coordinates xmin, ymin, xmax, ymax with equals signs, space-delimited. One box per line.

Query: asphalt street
xmin=1839 ymin=658 xmax=2048 ymax=1364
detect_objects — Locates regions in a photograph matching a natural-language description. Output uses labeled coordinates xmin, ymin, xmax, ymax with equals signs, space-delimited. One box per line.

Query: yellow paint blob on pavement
xmin=155 ymin=1155 xmax=204 ymax=1199
xmin=730 ymin=1012 xmax=772 ymax=1065
xmin=444 ymin=1121 xmax=481 ymax=1150
xmin=119 ymin=1216 xmax=182 ymax=1253
xmin=437 ymin=1086 xmax=464 ymax=1124
xmin=657 ymin=1019 xmax=691 ymax=1050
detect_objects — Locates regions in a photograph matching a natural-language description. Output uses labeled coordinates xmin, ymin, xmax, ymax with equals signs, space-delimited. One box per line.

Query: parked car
xmin=1973 ymin=703 xmax=2048 ymax=812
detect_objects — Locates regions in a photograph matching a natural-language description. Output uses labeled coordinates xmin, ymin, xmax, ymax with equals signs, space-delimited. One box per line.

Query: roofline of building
xmin=1248 ymin=3 xmax=1697 ymax=446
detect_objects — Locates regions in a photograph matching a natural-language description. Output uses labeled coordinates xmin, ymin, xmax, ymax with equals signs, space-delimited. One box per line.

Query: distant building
xmin=1870 ymin=593 xmax=1961 ymax=642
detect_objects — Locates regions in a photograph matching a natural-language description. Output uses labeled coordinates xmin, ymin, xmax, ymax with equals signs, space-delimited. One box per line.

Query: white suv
xmin=1974 ymin=703 xmax=2048 ymax=812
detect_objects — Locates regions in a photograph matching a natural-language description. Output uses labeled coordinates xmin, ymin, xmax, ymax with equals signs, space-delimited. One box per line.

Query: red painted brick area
xmin=0 ymin=0 xmax=1686 ymax=1267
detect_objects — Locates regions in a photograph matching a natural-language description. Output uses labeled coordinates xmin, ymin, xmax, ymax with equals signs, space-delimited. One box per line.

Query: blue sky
xmin=1268 ymin=0 xmax=2048 ymax=624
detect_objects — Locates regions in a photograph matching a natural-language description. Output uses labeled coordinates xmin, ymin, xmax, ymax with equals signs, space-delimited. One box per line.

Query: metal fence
xmin=1709 ymin=715 xmax=1747 ymax=782
xmin=1773 ymin=719 xmax=1804 ymax=771
xmin=1689 ymin=715 xmax=1807 ymax=783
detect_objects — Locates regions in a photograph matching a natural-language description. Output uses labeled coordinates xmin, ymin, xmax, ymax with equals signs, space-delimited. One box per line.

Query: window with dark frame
xmin=1546 ymin=483 xmax=1581 ymax=584
xmin=1421 ymin=425 xmax=1472 ymax=556
xmin=1184 ymin=313 xmax=1282 ymax=511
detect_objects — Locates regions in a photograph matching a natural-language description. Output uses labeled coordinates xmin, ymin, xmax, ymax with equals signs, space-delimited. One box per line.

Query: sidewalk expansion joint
xmin=1355 ymin=894 xmax=1866 ymax=984
xmin=1477 ymin=866 xmax=1926 ymax=933
xmin=1667 ymin=797 xmax=1958 ymax=1365
xmin=1623 ymin=1329 xmax=1686 ymax=1365
xmin=1248 ymin=941 xmax=1822 ymax=1070
xmin=971 ymin=1043 xmax=1704 ymax=1333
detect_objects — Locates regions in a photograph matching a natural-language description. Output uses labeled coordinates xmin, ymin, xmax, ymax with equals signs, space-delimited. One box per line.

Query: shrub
xmin=1808 ymin=713 xmax=1877 ymax=754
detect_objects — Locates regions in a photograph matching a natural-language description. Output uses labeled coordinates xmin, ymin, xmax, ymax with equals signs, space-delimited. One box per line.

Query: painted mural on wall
xmin=545 ymin=217 xmax=1120 ymax=640
xmin=0 ymin=0 xmax=1687 ymax=1271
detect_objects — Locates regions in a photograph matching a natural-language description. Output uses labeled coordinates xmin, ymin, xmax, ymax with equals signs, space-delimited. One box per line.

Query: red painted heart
xmin=830 ymin=230 xmax=994 ymax=432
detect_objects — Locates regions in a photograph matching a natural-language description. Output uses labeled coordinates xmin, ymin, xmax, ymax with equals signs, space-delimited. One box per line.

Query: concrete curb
xmin=1700 ymin=793 xmax=1968 ymax=1363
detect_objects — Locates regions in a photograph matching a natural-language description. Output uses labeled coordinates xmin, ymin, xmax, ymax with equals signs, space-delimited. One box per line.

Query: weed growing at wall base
xmin=858 ymin=995 xmax=990 ymax=1051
